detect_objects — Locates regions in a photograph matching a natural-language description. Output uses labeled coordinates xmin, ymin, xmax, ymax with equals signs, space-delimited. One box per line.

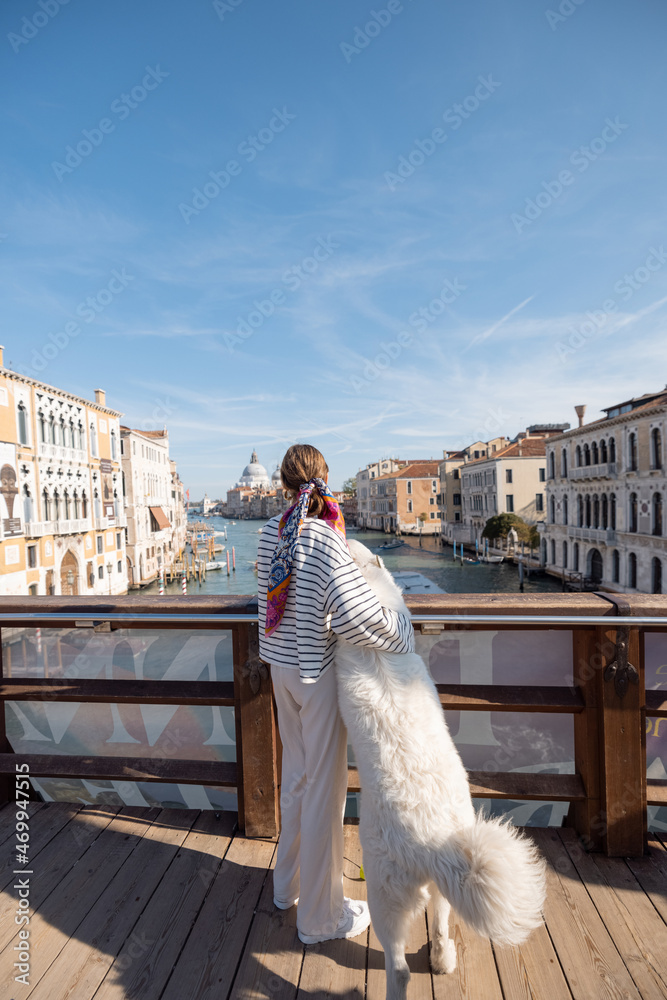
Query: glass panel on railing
xmin=644 ymin=631 xmax=667 ymax=833
xmin=3 ymin=627 xmax=237 ymax=812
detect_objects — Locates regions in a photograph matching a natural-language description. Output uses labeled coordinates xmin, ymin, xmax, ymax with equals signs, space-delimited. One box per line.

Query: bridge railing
xmin=0 ymin=592 xmax=665 ymax=855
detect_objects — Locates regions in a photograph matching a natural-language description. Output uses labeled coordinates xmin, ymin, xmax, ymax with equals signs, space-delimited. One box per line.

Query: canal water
xmin=148 ymin=515 xmax=562 ymax=597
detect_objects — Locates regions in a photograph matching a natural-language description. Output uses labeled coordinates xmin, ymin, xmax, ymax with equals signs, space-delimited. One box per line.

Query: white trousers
xmin=271 ymin=663 xmax=349 ymax=937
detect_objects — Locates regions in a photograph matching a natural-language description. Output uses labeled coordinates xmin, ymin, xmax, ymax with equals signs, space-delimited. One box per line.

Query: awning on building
xmin=149 ymin=506 xmax=171 ymax=531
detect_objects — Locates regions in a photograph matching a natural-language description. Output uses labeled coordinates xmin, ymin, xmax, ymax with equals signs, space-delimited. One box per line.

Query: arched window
xmin=612 ymin=549 xmax=620 ymax=583
xmin=38 ymin=411 xmax=46 ymax=443
xmin=59 ymin=416 xmax=66 ymax=446
xmin=90 ymin=422 xmax=97 ymax=457
xmin=22 ymin=486 xmax=33 ymax=524
xmin=653 ymin=557 xmax=663 ymax=595
xmin=609 ymin=437 xmax=616 ymax=463
xmin=53 ymin=490 xmax=60 ymax=521
xmin=601 ymin=493 xmax=608 ymax=530
xmin=17 ymin=402 xmax=28 ymax=445
xmin=610 ymin=492 xmax=617 ymax=530
xmin=49 ymin=414 xmax=56 ymax=444
xmin=550 ymin=539 xmax=556 ymax=565
xmin=563 ymin=495 xmax=569 ymax=525
xmin=77 ymin=421 xmax=84 ymax=450
xmin=63 ymin=491 xmax=70 ymax=519
xmin=629 ymin=552 xmax=637 ymax=589
xmin=653 ymin=492 xmax=663 ymax=536
xmin=73 ymin=491 xmax=80 ymax=519
xmin=549 ymin=451 xmax=555 ymax=479
xmin=94 ymin=490 xmax=101 ymax=517
xmin=68 ymin=419 xmax=75 ymax=448
xmin=562 ymin=541 xmax=568 ymax=569
xmin=576 ymin=445 xmax=582 ymax=467
xmin=573 ymin=542 xmax=580 ymax=572
xmin=591 ymin=441 xmax=599 ymax=465
xmin=651 ymin=427 xmax=663 ymax=470
xmin=628 ymin=432 xmax=637 ymax=471
xmin=42 ymin=488 xmax=50 ymax=521
xmin=81 ymin=491 xmax=88 ymax=518
xmin=584 ymin=443 xmax=591 ymax=466
xmin=577 ymin=494 xmax=584 ymax=527
xmin=110 ymin=429 xmax=117 ymax=460
xmin=592 ymin=494 xmax=600 ymax=529
xmin=585 ymin=494 xmax=591 ymax=528
xmin=600 ymin=439 xmax=608 ymax=464
xmin=561 ymin=448 xmax=568 ymax=478
xmin=629 ymin=492 xmax=638 ymax=532
xmin=549 ymin=496 xmax=556 ymax=523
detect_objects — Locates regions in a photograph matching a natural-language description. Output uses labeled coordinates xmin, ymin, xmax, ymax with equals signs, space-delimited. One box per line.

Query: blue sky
xmin=2 ymin=0 xmax=666 ymax=496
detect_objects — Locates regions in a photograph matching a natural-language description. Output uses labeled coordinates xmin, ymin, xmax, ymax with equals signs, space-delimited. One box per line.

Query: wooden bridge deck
xmin=2 ymin=803 xmax=667 ymax=1000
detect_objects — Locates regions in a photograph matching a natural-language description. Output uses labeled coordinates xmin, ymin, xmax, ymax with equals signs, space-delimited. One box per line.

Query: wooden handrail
xmin=0 ymin=592 xmax=666 ymax=853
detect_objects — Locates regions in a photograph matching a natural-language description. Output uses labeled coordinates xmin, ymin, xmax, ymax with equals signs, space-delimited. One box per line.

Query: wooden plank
xmin=0 ymin=630 xmax=10 ymax=801
xmin=26 ymin=809 xmax=199 ymax=1000
xmin=593 ymin=601 xmax=646 ymax=856
xmin=0 ymin=806 xmax=162 ymax=1000
xmin=234 ymin=618 xmax=279 ymax=838
xmin=647 ymin=780 xmax=667 ymax=805
xmin=345 ymin=767 xmax=585 ymax=802
xmin=0 ymin=802 xmax=84 ymax=891
xmin=569 ymin=626 xmax=603 ymax=850
xmin=556 ymin=830 xmax=667 ymax=999
xmin=430 ymin=902 xmax=504 ymax=1000
xmin=161 ymin=832 xmax=276 ymax=1000
xmin=0 ymin=799 xmax=44 ymax=845
xmin=0 ymin=677 xmax=235 ymax=706
xmin=494 ymin=918 xmax=573 ymax=1000
xmin=297 ymin=822 xmax=368 ymax=999
xmin=408 ymin=592 xmax=619 ymax=619
xmin=531 ymin=828 xmax=643 ymax=1000
xmin=93 ymin=810 xmax=236 ymax=1000
xmin=228 ymin=846 xmax=303 ymax=999
xmin=0 ymin=806 xmax=118 ymax=954
xmin=625 ymin=843 xmax=667 ymax=925
xmin=436 ymin=684 xmax=584 ymax=713
xmin=0 ymin=752 xmax=237 ymax=786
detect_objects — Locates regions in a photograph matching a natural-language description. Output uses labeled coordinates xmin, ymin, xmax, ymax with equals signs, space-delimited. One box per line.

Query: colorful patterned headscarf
xmin=265 ymin=476 xmax=347 ymax=635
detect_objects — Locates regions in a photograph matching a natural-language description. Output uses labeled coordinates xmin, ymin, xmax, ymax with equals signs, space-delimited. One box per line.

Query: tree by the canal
xmin=482 ymin=513 xmax=532 ymax=544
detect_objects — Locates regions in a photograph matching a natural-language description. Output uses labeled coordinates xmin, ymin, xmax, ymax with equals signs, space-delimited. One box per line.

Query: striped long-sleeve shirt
xmin=257 ymin=514 xmax=415 ymax=682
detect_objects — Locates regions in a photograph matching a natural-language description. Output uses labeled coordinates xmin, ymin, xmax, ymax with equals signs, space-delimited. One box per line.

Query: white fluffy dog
xmin=335 ymin=539 xmax=547 ymax=1000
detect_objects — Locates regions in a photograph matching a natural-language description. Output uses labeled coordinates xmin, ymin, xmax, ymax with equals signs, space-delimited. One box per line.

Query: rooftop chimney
xmin=94 ymin=388 xmax=106 ymax=407
xmin=574 ymin=404 xmax=586 ymax=428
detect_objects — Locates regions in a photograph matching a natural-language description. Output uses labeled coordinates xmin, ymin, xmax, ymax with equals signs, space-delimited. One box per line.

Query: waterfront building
xmin=332 ymin=490 xmax=357 ymax=525
xmin=456 ymin=426 xmax=568 ymax=546
xmin=225 ymin=451 xmax=281 ymax=519
xmin=356 ymin=458 xmax=406 ymax=528
xmin=543 ymin=391 xmax=667 ymax=593
xmin=365 ymin=461 xmax=441 ymax=534
xmin=437 ymin=438 xmax=510 ymax=542
xmin=120 ymin=426 xmax=187 ymax=587
xmin=0 ymin=349 xmax=127 ymax=596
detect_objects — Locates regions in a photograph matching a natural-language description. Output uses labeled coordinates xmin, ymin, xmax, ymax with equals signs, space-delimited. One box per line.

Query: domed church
xmin=235 ymin=450 xmax=271 ymax=490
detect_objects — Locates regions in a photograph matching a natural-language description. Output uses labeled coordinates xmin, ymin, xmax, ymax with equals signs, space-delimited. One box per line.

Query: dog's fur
xmin=335 ymin=539 xmax=547 ymax=1000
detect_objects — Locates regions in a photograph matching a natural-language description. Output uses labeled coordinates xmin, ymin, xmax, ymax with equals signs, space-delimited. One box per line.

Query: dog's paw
xmin=430 ymin=937 xmax=457 ymax=975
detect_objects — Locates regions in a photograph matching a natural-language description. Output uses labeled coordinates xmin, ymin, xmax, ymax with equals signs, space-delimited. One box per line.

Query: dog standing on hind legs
xmin=335 ymin=540 xmax=547 ymax=1000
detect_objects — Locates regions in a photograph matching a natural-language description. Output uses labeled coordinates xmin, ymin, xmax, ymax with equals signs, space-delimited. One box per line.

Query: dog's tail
xmin=426 ymin=814 xmax=547 ymax=946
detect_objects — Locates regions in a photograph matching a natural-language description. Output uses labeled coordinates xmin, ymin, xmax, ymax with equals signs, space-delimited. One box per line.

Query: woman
xmin=256 ymin=444 xmax=414 ymax=944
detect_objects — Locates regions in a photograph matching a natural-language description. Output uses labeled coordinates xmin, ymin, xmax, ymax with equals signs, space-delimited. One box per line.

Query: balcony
xmin=569 ymin=526 xmax=617 ymax=544
xmin=24 ymin=518 xmax=91 ymax=537
xmin=37 ymin=441 xmax=88 ymax=463
xmin=0 ymin=594 xmax=666 ymax=998
xmin=569 ymin=463 xmax=617 ymax=480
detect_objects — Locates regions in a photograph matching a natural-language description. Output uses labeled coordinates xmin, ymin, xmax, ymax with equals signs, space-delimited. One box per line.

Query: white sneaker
xmin=274 ymin=896 xmax=298 ymax=909
xmin=298 ymin=898 xmax=370 ymax=944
